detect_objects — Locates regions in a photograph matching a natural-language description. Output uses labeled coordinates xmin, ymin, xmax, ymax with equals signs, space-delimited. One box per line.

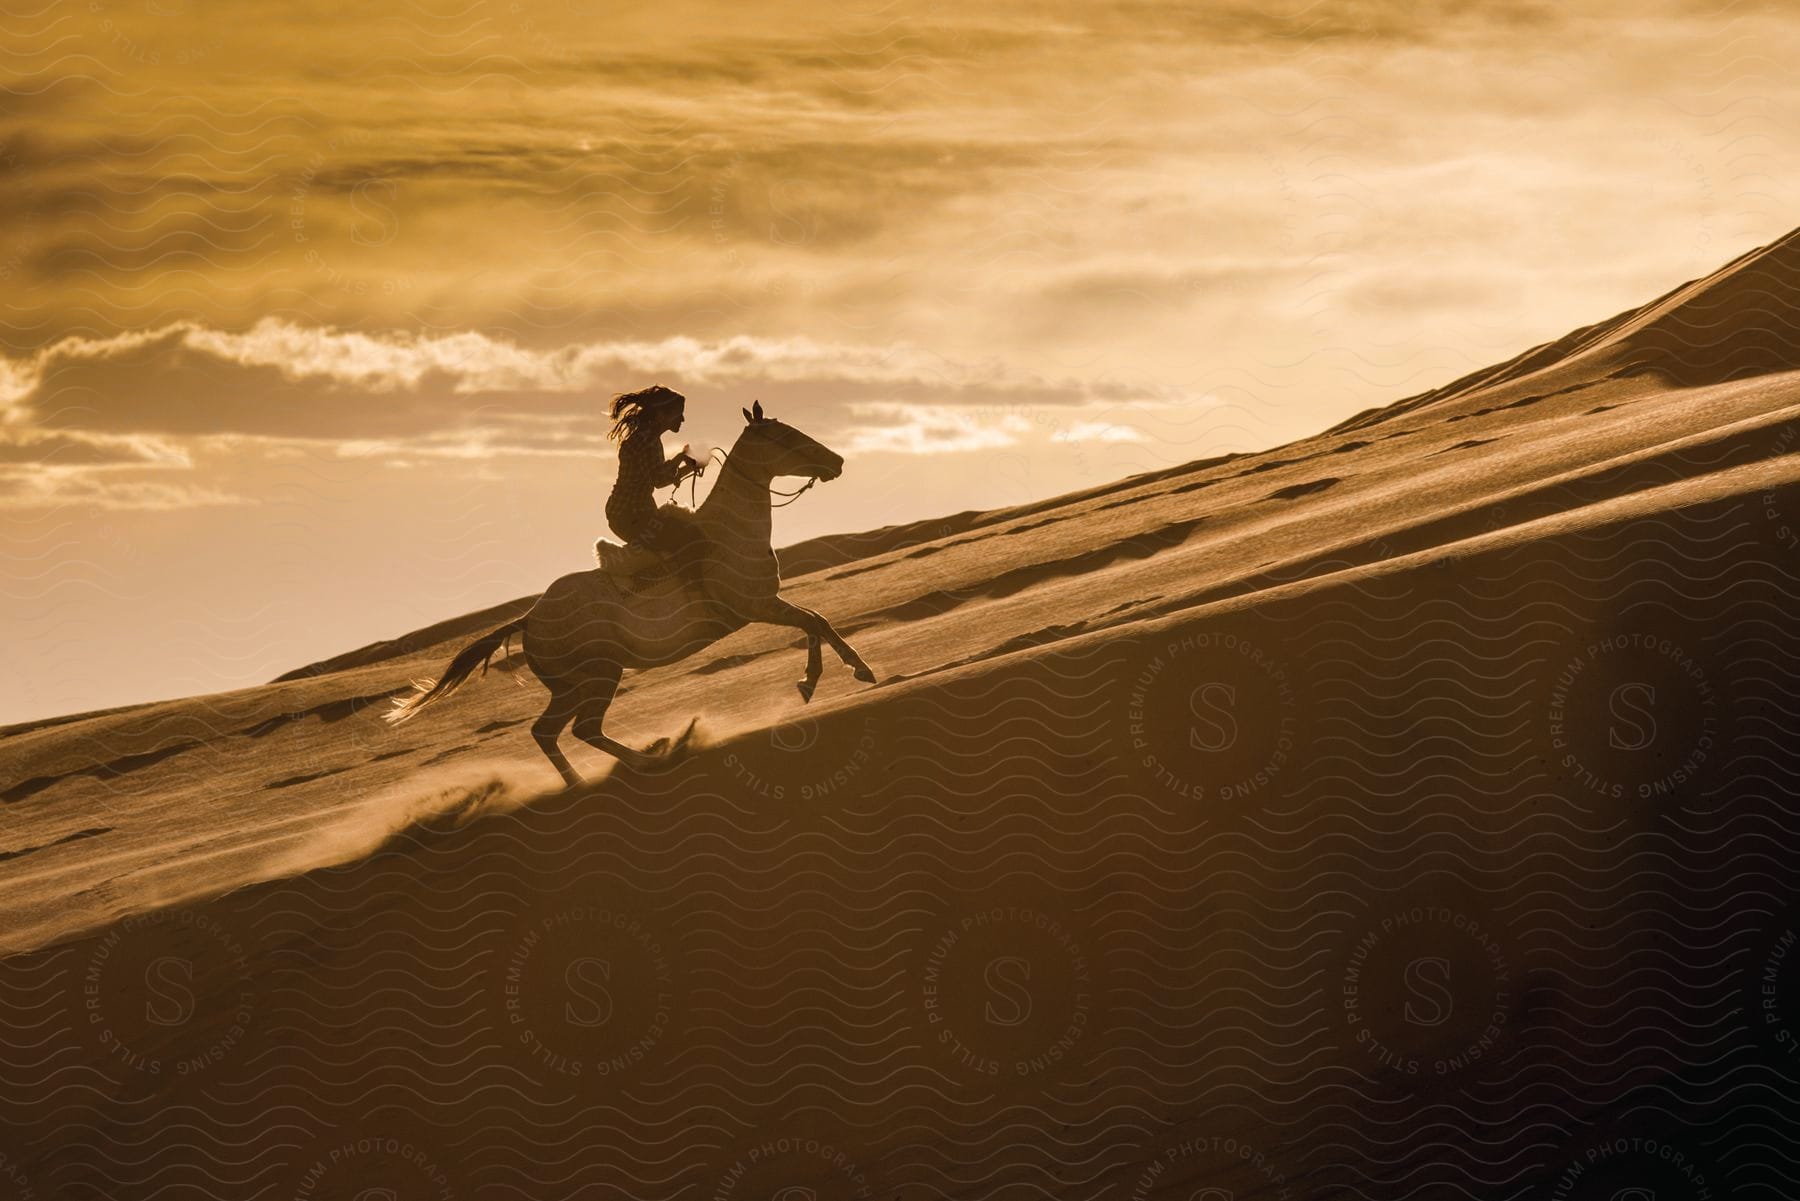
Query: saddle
xmin=593 ymin=503 xmax=719 ymax=614
xmin=590 ymin=536 xmax=726 ymax=633
xmin=593 ymin=537 xmax=678 ymax=587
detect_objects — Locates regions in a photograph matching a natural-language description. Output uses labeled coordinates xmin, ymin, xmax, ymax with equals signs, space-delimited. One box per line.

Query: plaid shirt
xmin=606 ymin=428 xmax=684 ymax=539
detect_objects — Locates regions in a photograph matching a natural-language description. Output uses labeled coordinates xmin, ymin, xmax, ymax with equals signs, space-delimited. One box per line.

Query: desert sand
xmin=4 ymin=229 xmax=1800 ymax=1197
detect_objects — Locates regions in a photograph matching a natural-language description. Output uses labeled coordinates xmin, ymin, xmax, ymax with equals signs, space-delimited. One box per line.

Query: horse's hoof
xmin=853 ymin=666 xmax=876 ymax=684
xmin=667 ymin=717 xmax=700 ymax=758
xmin=796 ymin=680 xmax=816 ymax=703
xmin=632 ymin=719 xmax=700 ymax=773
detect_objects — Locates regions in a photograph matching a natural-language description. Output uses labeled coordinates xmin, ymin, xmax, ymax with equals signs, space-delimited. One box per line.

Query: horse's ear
xmin=742 ymin=406 xmax=753 ymax=423
xmin=752 ymin=400 xmax=764 ymax=421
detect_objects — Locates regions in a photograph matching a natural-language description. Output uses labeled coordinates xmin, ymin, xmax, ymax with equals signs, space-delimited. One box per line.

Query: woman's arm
xmin=653 ymin=443 xmax=693 ymax=487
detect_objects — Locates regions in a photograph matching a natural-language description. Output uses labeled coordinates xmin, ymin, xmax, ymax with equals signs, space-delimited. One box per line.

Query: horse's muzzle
xmin=816 ymin=454 xmax=844 ymax=481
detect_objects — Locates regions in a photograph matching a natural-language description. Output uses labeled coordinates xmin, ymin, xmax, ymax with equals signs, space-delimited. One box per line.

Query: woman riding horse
xmin=604 ymin=384 xmax=707 ymax=594
xmin=388 ymin=398 xmax=876 ymax=783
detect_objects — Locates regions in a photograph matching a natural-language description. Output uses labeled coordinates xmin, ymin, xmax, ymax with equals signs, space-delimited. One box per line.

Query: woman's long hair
xmin=608 ymin=384 xmax=684 ymax=442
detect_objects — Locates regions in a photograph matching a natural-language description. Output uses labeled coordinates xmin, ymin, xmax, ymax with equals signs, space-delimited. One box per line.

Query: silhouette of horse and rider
xmin=387 ymin=385 xmax=874 ymax=784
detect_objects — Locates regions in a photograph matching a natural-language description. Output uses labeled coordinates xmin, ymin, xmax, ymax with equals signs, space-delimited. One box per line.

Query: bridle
xmin=668 ymin=445 xmax=821 ymax=509
xmin=769 ymin=477 xmax=818 ymax=508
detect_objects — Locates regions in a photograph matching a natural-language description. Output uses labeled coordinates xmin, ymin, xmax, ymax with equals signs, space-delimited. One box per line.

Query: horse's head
xmin=740 ymin=400 xmax=844 ymax=481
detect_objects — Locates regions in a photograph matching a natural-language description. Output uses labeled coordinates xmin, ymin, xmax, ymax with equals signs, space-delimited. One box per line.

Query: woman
xmin=603 ymin=384 xmax=707 ymax=589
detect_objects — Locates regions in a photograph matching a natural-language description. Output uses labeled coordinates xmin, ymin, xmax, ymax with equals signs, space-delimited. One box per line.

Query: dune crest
xmin=1334 ymin=223 xmax=1800 ymax=433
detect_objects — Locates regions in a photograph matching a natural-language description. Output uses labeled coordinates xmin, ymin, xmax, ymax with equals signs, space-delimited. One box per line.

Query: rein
xmin=769 ymin=478 xmax=818 ymax=508
xmin=675 ymin=446 xmax=819 ymax=508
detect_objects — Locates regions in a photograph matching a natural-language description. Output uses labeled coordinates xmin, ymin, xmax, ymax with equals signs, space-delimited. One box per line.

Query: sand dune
xmin=5 ymin=231 xmax=1800 ymax=1197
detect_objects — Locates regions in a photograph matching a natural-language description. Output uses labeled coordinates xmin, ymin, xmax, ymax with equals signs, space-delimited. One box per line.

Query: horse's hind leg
xmin=566 ymin=663 xmax=693 ymax=770
xmin=533 ymin=685 xmax=582 ymax=788
xmin=797 ymin=632 xmax=824 ymax=702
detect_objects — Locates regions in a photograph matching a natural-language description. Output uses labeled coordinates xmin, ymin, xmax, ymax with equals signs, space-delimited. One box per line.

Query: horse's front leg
xmin=750 ymin=598 xmax=874 ymax=696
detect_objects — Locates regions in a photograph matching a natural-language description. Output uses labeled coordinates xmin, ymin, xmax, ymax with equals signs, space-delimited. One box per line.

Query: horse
xmin=384 ymin=401 xmax=875 ymax=785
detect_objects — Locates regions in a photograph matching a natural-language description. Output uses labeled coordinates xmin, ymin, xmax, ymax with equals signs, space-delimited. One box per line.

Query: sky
xmin=4 ymin=0 xmax=1798 ymax=724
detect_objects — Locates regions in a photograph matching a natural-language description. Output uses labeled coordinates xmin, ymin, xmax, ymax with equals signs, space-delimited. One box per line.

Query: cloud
xmin=5 ymin=0 xmax=1798 ymax=507
xmin=8 ymin=318 xmax=1149 ymax=435
xmin=0 ymin=317 xmax=1164 ymax=507
xmin=177 ymin=320 xmax=1018 ymax=394
xmin=334 ymin=426 xmax=613 ymax=461
xmin=0 ymin=469 xmax=243 ymax=511
xmin=0 ymin=428 xmax=210 ymax=509
xmin=1 ymin=326 xmax=191 ymax=418
xmin=835 ymin=401 xmax=1030 ymax=455
xmin=1053 ymin=420 xmax=1143 ymax=444
xmin=0 ymin=429 xmax=192 ymax=467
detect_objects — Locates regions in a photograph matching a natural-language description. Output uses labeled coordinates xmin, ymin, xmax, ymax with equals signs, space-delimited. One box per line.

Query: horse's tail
xmin=384 ymin=618 xmax=525 ymax=726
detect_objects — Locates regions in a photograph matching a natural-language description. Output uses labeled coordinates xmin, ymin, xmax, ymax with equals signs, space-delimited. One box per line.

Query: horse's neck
xmin=696 ymin=444 xmax=772 ymax=548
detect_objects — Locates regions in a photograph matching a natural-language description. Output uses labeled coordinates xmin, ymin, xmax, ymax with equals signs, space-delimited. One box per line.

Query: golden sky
xmin=3 ymin=0 xmax=1796 ymax=722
